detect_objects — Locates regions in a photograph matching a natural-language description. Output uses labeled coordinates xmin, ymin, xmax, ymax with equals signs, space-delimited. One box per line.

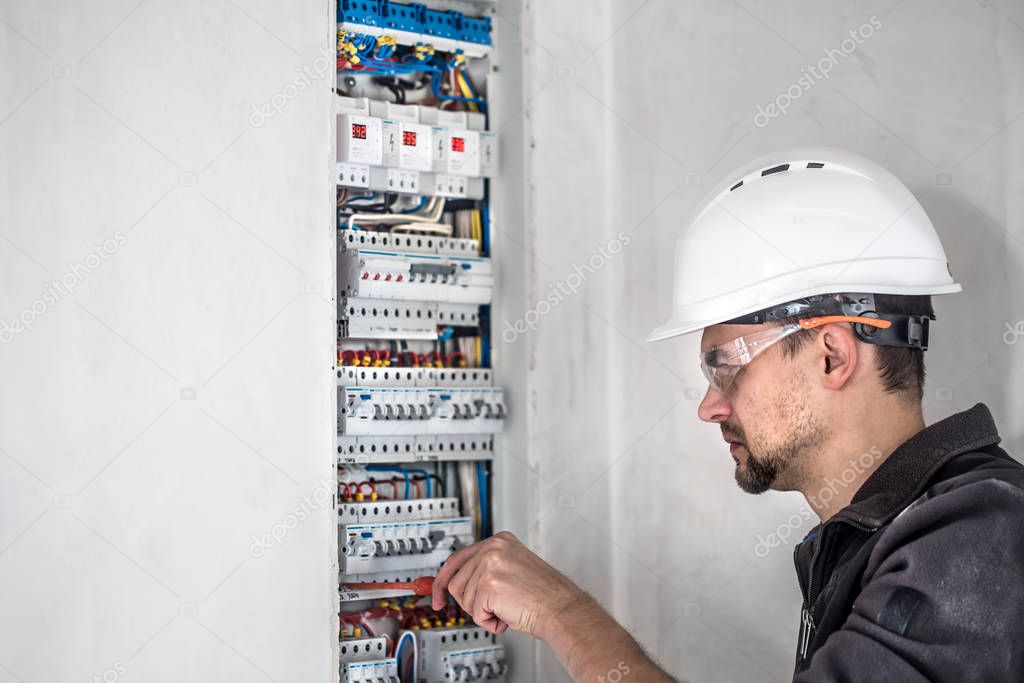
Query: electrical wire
xmin=395 ymin=630 xmax=417 ymax=682
xmin=400 ymin=196 xmax=428 ymax=213
xmin=337 ymin=30 xmax=487 ymax=111
xmin=389 ymin=222 xmax=453 ymax=236
xmin=347 ymin=196 xmax=446 ymax=231
xmin=458 ymin=462 xmax=481 ymax=539
xmin=405 ymin=469 xmax=432 ymax=497
xmin=476 ymin=461 xmax=489 ymax=537
xmin=456 ymin=68 xmax=479 ymax=113
xmin=481 ymin=198 xmax=490 ymax=255
xmin=367 ymin=466 xmax=410 ymax=498
xmin=428 ymin=473 xmax=446 ymax=496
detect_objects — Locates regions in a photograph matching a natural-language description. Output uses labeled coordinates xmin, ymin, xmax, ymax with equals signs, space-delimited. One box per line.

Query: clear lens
xmin=699 ymin=323 xmax=803 ymax=394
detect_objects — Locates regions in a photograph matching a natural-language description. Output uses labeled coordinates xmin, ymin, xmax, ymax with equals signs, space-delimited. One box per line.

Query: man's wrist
xmin=539 ymin=591 xmax=606 ymax=652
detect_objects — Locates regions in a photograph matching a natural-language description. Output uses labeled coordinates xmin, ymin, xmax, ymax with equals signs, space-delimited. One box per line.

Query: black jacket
xmin=793 ymin=403 xmax=1024 ymax=681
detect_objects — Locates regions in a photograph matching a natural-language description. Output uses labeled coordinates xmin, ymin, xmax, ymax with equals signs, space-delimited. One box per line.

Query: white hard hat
xmin=647 ymin=147 xmax=961 ymax=342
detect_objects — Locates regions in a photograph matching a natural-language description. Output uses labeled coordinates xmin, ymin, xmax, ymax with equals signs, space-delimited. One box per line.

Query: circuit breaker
xmin=416 ymin=627 xmax=508 ymax=681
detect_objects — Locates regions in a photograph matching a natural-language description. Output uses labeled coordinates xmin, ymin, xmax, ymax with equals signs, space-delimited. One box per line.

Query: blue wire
xmin=341 ymin=34 xmax=487 ymax=109
xmin=481 ymin=199 xmax=489 ymax=255
xmin=395 ymin=631 xmax=414 ymax=674
xmin=366 ymin=466 xmax=410 ymax=498
xmin=477 ymin=461 xmax=488 ymax=537
xmin=405 ymin=468 xmax=432 ymax=497
xmin=430 ymin=71 xmax=487 ymax=109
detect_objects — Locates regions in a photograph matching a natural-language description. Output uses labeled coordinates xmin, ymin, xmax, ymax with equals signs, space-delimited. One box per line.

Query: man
xmin=431 ymin=148 xmax=1024 ymax=681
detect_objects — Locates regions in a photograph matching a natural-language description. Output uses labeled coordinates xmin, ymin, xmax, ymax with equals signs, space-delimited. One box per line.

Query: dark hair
xmin=777 ymin=294 xmax=934 ymax=401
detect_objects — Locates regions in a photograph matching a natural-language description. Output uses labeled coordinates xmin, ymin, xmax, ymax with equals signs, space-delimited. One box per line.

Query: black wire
xmin=341 ymin=192 xmax=398 ymax=214
xmin=385 ymin=83 xmax=405 ymax=104
xmin=428 ymin=473 xmax=446 ymax=497
xmin=441 ymin=199 xmax=480 ymax=212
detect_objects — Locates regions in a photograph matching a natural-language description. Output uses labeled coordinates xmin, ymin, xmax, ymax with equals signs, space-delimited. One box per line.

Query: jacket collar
xmin=834 ymin=403 xmax=1001 ymax=529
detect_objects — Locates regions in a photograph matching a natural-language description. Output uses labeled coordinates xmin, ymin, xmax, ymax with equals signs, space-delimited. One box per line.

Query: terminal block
xmin=338 ymin=0 xmax=493 ymax=58
xmin=336 ymin=366 xmax=492 ymax=388
xmin=337 ymin=433 xmax=494 ymax=464
xmin=338 ymin=497 xmax=462 ymax=525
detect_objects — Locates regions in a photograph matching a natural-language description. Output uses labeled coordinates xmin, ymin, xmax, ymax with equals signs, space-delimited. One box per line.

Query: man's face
xmin=698 ymin=323 xmax=828 ymax=494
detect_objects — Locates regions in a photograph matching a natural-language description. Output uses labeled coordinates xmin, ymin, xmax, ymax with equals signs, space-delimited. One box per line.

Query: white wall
xmin=0 ymin=1 xmax=337 ymax=681
xmin=4 ymin=1 xmax=1023 ymax=682
xmin=510 ymin=1 xmax=1024 ymax=681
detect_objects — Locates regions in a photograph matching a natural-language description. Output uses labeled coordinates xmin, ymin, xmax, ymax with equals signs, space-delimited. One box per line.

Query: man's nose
xmin=697 ymin=385 xmax=732 ymax=423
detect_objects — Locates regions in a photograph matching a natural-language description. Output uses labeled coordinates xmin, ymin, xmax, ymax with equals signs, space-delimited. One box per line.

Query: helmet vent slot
xmin=807 ymin=162 xmax=825 ymax=169
xmin=729 ymin=181 xmax=743 ymax=191
xmin=761 ymin=163 xmax=790 ymax=177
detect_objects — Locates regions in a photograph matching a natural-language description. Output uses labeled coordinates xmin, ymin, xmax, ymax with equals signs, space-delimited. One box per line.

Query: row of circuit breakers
xmin=337 ymin=96 xmax=497 ymax=199
xmin=337 ymin=229 xmax=505 ymax=465
xmin=341 ymin=630 xmax=507 ymax=683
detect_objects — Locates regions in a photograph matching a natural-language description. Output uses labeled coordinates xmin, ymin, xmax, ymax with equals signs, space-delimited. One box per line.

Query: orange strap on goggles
xmin=799 ymin=315 xmax=892 ymax=331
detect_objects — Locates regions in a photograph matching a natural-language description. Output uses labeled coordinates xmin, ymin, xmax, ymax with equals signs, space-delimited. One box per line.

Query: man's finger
xmin=455 ymin=552 xmax=489 ymax=615
xmin=474 ymin=611 xmax=505 ymax=635
xmin=445 ymin=553 xmax=483 ymax=606
xmin=432 ymin=543 xmax=482 ymax=609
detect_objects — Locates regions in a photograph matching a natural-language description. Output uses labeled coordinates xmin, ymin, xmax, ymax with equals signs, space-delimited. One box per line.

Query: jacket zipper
xmin=797 ymin=533 xmax=822 ymax=664
xmin=798 ymin=605 xmax=815 ymax=661
xmin=796 ymin=517 xmax=876 ymax=664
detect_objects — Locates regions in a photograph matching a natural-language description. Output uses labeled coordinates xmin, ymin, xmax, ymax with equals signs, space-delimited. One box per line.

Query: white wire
xmin=458 ymin=461 xmax=480 ymax=540
xmin=389 ymin=222 xmax=453 ymax=236
xmin=347 ymin=196 xmax=446 ymax=231
xmin=395 ymin=629 xmax=418 ymax=681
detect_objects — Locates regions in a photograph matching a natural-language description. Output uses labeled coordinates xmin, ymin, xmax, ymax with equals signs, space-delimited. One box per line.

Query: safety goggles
xmin=699 ymin=316 xmax=892 ymax=394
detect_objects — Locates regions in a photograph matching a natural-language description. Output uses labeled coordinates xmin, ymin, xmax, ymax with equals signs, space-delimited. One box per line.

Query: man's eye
xmin=711 ymin=351 xmax=739 ymax=368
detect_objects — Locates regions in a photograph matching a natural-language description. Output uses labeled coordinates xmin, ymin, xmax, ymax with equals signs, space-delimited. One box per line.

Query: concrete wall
xmin=0 ymin=1 xmax=338 ymax=681
xmin=511 ymin=1 xmax=1024 ymax=681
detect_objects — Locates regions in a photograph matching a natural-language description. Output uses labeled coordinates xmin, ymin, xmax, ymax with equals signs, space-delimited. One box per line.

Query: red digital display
xmin=402 ymin=130 xmax=417 ymax=147
xmin=451 ymin=136 xmax=465 ymax=153
xmin=351 ymin=123 xmax=367 ymax=140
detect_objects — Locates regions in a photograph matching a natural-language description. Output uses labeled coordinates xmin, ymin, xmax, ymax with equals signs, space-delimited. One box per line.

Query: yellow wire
xmin=470 ymin=209 xmax=482 ymax=250
xmin=457 ymin=72 xmax=479 ymax=113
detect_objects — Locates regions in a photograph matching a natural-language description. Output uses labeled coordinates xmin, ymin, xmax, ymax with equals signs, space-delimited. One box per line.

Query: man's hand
xmin=431 ymin=531 xmax=586 ymax=641
xmin=432 ymin=531 xmax=677 ymax=683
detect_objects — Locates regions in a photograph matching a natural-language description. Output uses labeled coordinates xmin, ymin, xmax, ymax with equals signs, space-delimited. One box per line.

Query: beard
xmin=724 ymin=386 xmax=827 ymax=494
xmin=729 ymin=432 xmax=798 ymax=494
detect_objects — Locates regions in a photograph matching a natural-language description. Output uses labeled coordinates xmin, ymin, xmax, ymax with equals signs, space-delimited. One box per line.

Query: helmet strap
xmin=725 ymin=293 xmax=932 ymax=350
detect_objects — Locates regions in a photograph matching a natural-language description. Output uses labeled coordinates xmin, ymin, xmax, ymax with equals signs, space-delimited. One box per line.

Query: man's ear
xmin=817 ymin=324 xmax=858 ymax=390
